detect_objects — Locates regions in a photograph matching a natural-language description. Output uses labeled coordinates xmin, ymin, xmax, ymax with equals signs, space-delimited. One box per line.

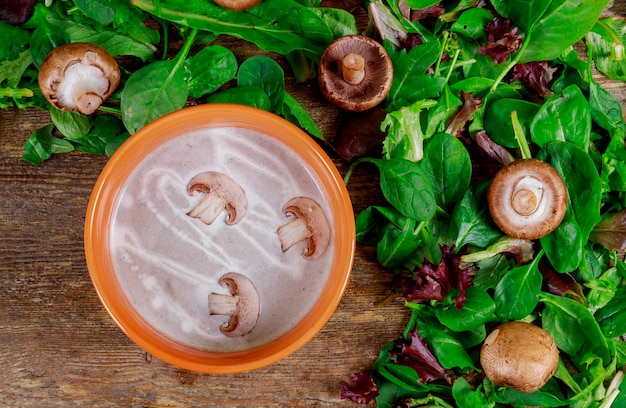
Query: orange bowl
xmin=84 ymin=104 xmax=355 ymax=373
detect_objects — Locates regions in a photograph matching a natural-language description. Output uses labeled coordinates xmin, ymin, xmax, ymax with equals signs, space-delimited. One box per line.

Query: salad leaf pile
xmin=3 ymin=0 xmax=626 ymax=407
xmin=338 ymin=0 xmax=626 ymax=407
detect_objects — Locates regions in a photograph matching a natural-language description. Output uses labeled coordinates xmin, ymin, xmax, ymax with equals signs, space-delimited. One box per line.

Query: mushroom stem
xmin=510 ymin=175 xmax=545 ymax=216
xmin=342 ymin=53 xmax=366 ymax=85
xmin=208 ymin=293 xmax=239 ymax=316
xmin=187 ymin=193 xmax=229 ymax=225
xmin=76 ymin=92 xmax=104 ymax=116
xmin=276 ymin=217 xmax=313 ymax=253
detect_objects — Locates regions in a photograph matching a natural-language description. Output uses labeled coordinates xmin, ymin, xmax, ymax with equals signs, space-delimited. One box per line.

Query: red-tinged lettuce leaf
xmin=0 ymin=0 xmax=36 ymax=25
xmin=475 ymin=130 xmax=515 ymax=178
xmin=389 ymin=325 xmax=451 ymax=384
xmin=511 ymin=61 xmax=557 ymax=96
xmin=478 ymin=17 xmax=523 ymax=64
xmin=403 ymin=245 xmax=471 ymax=309
xmin=339 ymin=370 xmax=379 ymax=405
xmin=539 ymin=262 xmax=585 ymax=304
xmin=445 ymin=91 xmax=482 ymax=136
xmin=589 ymin=209 xmax=626 ymax=251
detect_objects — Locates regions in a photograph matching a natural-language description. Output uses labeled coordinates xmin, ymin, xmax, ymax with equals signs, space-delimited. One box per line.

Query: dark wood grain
xmin=2 ymin=3 xmax=626 ymax=407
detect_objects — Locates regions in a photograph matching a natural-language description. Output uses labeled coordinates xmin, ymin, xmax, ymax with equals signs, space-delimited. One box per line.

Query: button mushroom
xmin=487 ymin=159 xmax=567 ymax=240
xmin=318 ymin=35 xmax=393 ymax=112
xmin=276 ymin=197 xmax=331 ymax=260
xmin=207 ymin=272 xmax=260 ymax=337
xmin=480 ymin=321 xmax=559 ymax=393
xmin=186 ymin=171 xmax=247 ymax=226
xmin=38 ymin=42 xmax=121 ymax=115
xmin=213 ymin=0 xmax=261 ymax=10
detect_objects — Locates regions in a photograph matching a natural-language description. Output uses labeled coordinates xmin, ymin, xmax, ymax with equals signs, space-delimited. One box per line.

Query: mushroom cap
xmin=212 ymin=272 xmax=260 ymax=337
xmin=213 ymin=0 xmax=261 ymax=10
xmin=38 ymin=42 xmax=120 ymax=115
xmin=187 ymin=171 xmax=247 ymax=225
xmin=318 ymin=35 xmax=393 ymax=112
xmin=480 ymin=321 xmax=559 ymax=393
xmin=487 ymin=159 xmax=567 ymax=240
xmin=282 ymin=197 xmax=331 ymax=260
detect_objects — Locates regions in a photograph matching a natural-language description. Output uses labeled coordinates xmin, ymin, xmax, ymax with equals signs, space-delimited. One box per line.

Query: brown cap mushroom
xmin=480 ymin=321 xmax=559 ymax=393
xmin=213 ymin=0 xmax=261 ymax=10
xmin=38 ymin=42 xmax=121 ymax=115
xmin=186 ymin=171 xmax=247 ymax=225
xmin=276 ymin=197 xmax=331 ymax=260
xmin=207 ymin=272 xmax=260 ymax=337
xmin=318 ymin=35 xmax=393 ymax=112
xmin=487 ymin=159 xmax=567 ymax=240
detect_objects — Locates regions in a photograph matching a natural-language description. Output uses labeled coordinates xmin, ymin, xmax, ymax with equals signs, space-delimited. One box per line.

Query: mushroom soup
xmin=109 ymin=127 xmax=334 ymax=351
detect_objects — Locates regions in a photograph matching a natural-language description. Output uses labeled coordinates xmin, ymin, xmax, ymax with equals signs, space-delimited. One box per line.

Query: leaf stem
xmin=444 ymin=48 xmax=461 ymax=84
xmin=343 ymin=157 xmax=369 ymax=186
xmin=433 ymin=31 xmax=449 ymax=77
xmin=490 ymin=33 xmax=531 ymax=92
xmin=511 ymin=110 xmax=532 ymax=159
xmin=98 ymin=106 xmax=123 ymax=116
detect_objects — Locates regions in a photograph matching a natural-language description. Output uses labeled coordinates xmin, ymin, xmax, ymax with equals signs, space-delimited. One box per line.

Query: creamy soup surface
xmin=110 ymin=127 xmax=334 ymax=351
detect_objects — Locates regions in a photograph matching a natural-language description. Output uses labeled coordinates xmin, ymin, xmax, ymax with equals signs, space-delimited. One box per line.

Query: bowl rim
xmin=84 ymin=104 xmax=355 ymax=373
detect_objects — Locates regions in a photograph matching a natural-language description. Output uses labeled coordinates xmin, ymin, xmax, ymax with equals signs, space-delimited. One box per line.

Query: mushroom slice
xmin=38 ymin=42 xmax=120 ymax=115
xmin=480 ymin=321 xmax=559 ymax=393
xmin=487 ymin=159 xmax=567 ymax=240
xmin=318 ymin=35 xmax=393 ymax=112
xmin=208 ymin=273 xmax=260 ymax=337
xmin=276 ymin=197 xmax=330 ymax=260
xmin=186 ymin=171 xmax=247 ymax=226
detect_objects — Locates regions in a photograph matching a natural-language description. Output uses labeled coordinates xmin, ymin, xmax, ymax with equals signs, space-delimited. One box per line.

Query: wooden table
xmin=1 ymin=4 xmax=625 ymax=407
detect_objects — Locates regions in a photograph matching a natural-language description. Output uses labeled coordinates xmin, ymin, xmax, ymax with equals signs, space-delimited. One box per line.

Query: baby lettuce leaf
xmin=237 ymin=56 xmax=285 ymax=113
xmin=382 ymin=99 xmax=437 ymax=162
xmin=281 ymin=93 xmax=324 ymax=139
xmin=131 ymin=0 xmax=339 ymax=58
xmin=540 ymin=292 xmax=611 ymax=366
xmin=588 ymin=18 xmax=626 ymax=81
xmin=384 ymin=40 xmax=445 ymax=108
xmin=516 ymin=0 xmax=610 ymax=63
xmin=206 ymin=86 xmax=271 ymax=110
xmin=452 ymin=183 xmax=502 ymax=250
xmin=493 ymin=252 xmax=542 ymax=320
xmin=530 ymin=84 xmax=591 ymax=152
xmin=434 ymin=286 xmax=496 ymax=332
xmin=184 ymin=45 xmax=237 ymax=99
xmin=377 ymin=216 xmax=422 ymax=268
xmin=420 ymin=133 xmax=472 ymax=213
xmin=49 ymin=109 xmax=94 ymax=140
xmin=121 ymin=59 xmax=188 ymax=134
xmin=22 ymin=125 xmax=74 ymax=166
xmin=537 ymin=142 xmax=602 ymax=272
xmin=484 ymin=98 xmax=539 ymax=149
xmin=362 ymin=157 xmax=437 ymax=222
xmin=490 ymin=0 xmax=550 ymax=33
xmin=538 ymin=141 xmax=602 ymax=242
